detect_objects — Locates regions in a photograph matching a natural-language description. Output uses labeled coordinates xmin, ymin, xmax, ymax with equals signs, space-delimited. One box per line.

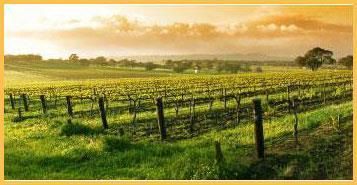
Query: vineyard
xmin=5 ymin=71 xmax=352 ymax=140
xmin=4 ymin=70 xmax=353 ymax=179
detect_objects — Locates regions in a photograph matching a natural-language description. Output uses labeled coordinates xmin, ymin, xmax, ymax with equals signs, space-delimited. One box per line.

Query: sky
xmin=4 ymin=4 xmax=353 ymax=59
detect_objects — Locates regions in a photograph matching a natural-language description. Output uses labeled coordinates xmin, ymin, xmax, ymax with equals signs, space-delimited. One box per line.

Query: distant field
xmin=4 ymin=61 xmax=173 ymax=84
xmin=4 ymin=60 xmax=306 ymax=85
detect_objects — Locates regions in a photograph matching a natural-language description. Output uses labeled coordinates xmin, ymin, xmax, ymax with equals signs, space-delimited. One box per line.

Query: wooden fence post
xmin=209 ymin=98 xmax=214 ymax=112
xmin=22 ymin=94 xmax=29 ymax=111
xmin=322 ymin=84 xmax=326 ymax=104
xmin=337 ymin=114 xmax=341 ymax=130
xmin=98 ymin=97 xmax=108 ymax=129
xmin=54 ymin=95 xmax=58 ymax=107
xmin=291 ymin=98 xmax=299 ymax=147
xmin=119 ymin=127 xmax=125 ymax=136
xmin=190 ymin=98 xmax=196 ymax=133
xmin=131 ymin=100 xmax=138 ymax=125
xmin=104 ymin=94 xmax=109 ymax=110
xmin=265 ymin=89 xmax=269 ymax=104
xmin=40 ymin=95 xmax=47 ymax=114
xmin=9 ymin=93 xmax=15 ymax=110
xmin=235 ymin=94 xmax=241 ymax=124
xmin=174 ymin=101 xmax=179 ymax=119
xmin=156 ymin=97 xmax=166 ymax=140
xmin=215 ymin=141 xmax=224 ymax=163
xmin=253 ymin=98 xmax=264 ymax=159
xmin=164 ymin=86 xmax=167 ymax=97
xmin=289 ymin=98 xmax=299 ymax=147
xmin=223 ymin=88 xmax=227 ymax=111
xmin=27 ymin=95 xmax=31 ymax=106
xmin=18 ymin=107 xmax=23 ymax=120
xmin=215 ymin=112 xmax=219 ymax=125
xmin=66 ymin=96 xmax=73 ymax=117
xmin=286 ymin=85 xmax=291 ymax=113
xmin=181 ymin=93 xmax=184 ymax=107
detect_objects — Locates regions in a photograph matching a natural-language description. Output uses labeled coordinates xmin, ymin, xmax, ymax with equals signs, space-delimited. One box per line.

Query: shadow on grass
xmin=5 ymin=147 xmax=100 ymax=180
xmin=60 ymin=121 xmax=104 ymax=136
xmin=243 ymin=153 xmax=309 ymax=180
xmin=245 ymin=116 xmax=353 ymax=180
xmin=103 ymin=136 xmax=134 ymax=152
xmin=6 ymin=136 xmax=188 ymax=179
xmin=102 ymin=135 xmax=185 ymax=156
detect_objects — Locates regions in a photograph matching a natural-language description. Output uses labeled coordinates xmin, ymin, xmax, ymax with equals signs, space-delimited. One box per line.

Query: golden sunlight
xmin=4 ymin=4 xmax=353 ymax=59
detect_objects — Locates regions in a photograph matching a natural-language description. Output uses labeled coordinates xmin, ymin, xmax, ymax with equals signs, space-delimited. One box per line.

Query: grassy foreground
xmin=4 ymin=101 xmax=352 ymax=180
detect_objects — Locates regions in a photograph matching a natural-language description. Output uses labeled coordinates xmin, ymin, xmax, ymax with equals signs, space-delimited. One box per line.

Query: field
xmin=4 ymin=61 xmax=353 ymax=180
xmin=4 ymin=60 xmax=306 ymax=84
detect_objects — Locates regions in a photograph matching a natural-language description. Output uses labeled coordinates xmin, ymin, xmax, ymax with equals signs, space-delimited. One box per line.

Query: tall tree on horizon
xmin=295 ymin=47 xmax=335 ymax=71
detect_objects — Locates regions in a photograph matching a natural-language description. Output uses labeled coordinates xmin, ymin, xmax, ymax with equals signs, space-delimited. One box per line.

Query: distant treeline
xmin=5 ymin=54 xmax=270 ymax=73
xmin=5 ymin=51 xmax=352 ymax=73
xmin=68 ymin=56 xmax=261 ymax=73
xmin=5 ymin=54 xmax=43 ymax=62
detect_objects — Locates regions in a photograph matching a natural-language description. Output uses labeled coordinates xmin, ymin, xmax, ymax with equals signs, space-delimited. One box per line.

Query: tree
xmin=241 ymin=64 xmax=252 ymax=72
xmin=294 ymin=56 xmax=306 ymax=67
xmin=295 ymin=47 xmax=335 ymax=71
xmin=255 ymin=66 xmax=263 ymax=73
xmin=144 ymin=62 xmax=157 ymax=71
xmin=95 ymin=56 xmax=107 ymax=64
xmin=225 ymin=63 xmax=241 ymax=73
xmin=5 ymin=54 xmax=42 ymax=62
xmin=215 ymin=62 xmax=226 ymax=72
xmin=172 ymin=61 xmax=191 ymax=73
xmin=78 ymin=58 xmax=90 ymax=66
xmin=194 ymin=64 xmax=202 ymax=71
xmin=108 ymin=59 xmax=117 ymax=64
xmin=338 ymin=55 xmax=353 ymax=69
xmin=164 ymin=60 xmax=174 ymax=68
xmin=69 ymin=54 xmax=79 ymax=62
xmin=214 ymin=61 xmax=246 ymax=73
xmin=119 ymin=59 xmax=137 ymax=68
xmin=204 ymin=61 xmax=214 ymax=70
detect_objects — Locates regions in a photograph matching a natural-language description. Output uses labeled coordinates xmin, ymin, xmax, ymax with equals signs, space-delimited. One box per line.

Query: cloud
xmin=250 ymin=14 xmax=351 ymax=33
xmin=280 ymin=24 xmax=298 ymax=32
xmin=93 ymin=15 xmax=140 ymax=32
xmin=7 ymin=12 xmax=352 ymax=57
xmin=86 ymin=13 xmax=352 ymax=37
xmin=66 ymin=19 xmax=81 ymax=24
xmin=256 ymin=23 xmax=278 ymax=32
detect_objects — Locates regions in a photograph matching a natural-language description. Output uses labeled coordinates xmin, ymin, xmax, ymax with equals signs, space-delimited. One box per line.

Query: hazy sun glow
xmin=4 ymin=4 xmax=353 ymax=59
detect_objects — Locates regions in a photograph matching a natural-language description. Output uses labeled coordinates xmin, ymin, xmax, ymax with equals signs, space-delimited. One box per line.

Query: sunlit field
xmin=4 ymin=60 xmax=353 ymax=179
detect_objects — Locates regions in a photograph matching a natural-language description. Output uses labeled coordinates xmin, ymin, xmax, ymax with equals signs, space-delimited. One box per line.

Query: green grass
xmin=4 ymin=101 xmax=352 ymax=179
xmin=4 ymin=61 xmax=352 ymax=179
